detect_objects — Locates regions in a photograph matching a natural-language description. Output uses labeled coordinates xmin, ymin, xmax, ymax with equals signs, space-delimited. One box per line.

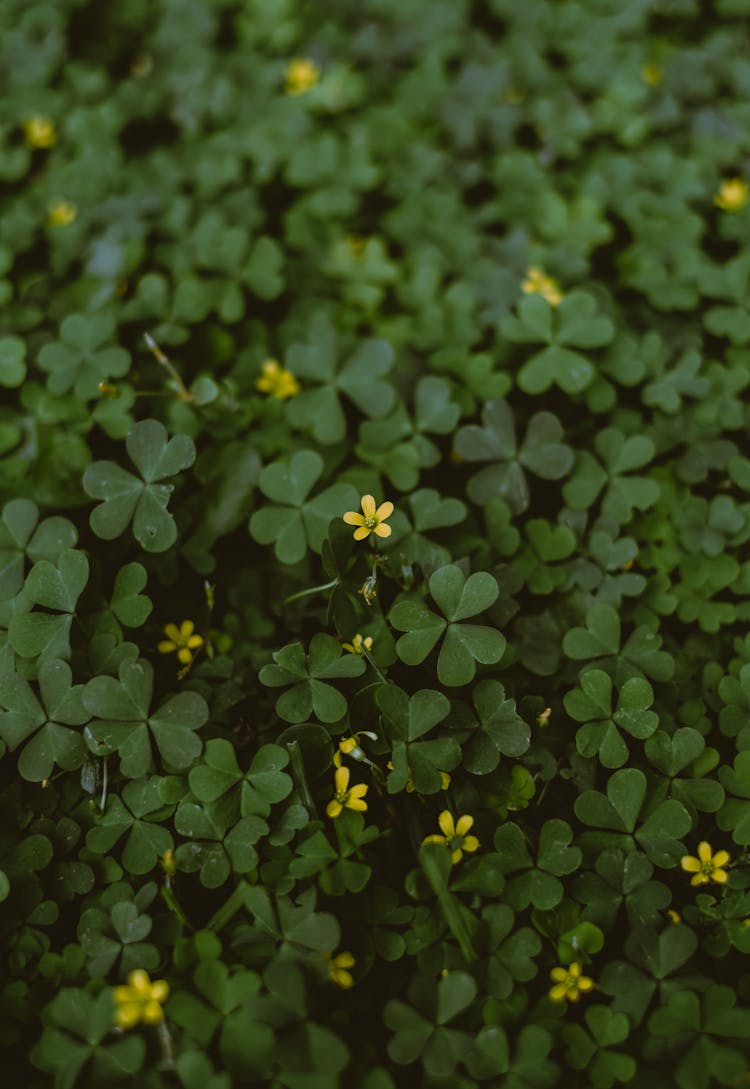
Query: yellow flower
xmin=113 ymin=969 xmax=169 ymax=1029
xmin=255 ymin=358 xmax=300 ymax=400
xmin=343 ymin=495 xmax=394 ymax=541
xmin=548 ymin=962 xmax=595 ymax=1003
xmin=521 ymin=266 xmax=563 ymax=307
xmin=715 ymin=178 xmax=749 ymax=212
xmin=666 ymin=909 xmax=682 ymax=924
xmin=326 ymin=765 xmax=368 ymax=818
xmin=47 ymin=200 xmax=77 ymax=228
xmin=24 ymin=115 xmax=56 ymax=148
xmin=537 ymin=707 xmax=552 ymax=728
xmin=326 ymin=950 xmax=355 ymax=988
xmin=422 ymin=810 xmax=479 ymax=864
xmin=161 ymin=849 xmax=177 ymax=877
xmin=342 ymin=633 xmax=373 ymax=656
xmin=285 ymin=57 xmax=320 ymax=96
xmin=680 ymin=841 xmax=731 ymax=886
xmin=641 ymin=62 xmax=662 ymax=86
xmin=158 ymin=620 xmax=204 ymax=665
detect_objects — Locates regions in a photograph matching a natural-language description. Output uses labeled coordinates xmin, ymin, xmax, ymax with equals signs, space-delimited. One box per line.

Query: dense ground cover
xmin=3 ymin=1 xmax=750 ymax=1086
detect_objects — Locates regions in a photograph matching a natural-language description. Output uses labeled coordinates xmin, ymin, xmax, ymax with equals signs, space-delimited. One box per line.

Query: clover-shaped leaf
xmin=110 ymin=563 xmax=152 ymax=627
xmin=0 ymin=652 xmax=88 ymax=781
xmin=83 ymin=658 xmax=207 ymax=777
xmin=83 ymin=419 xmax=195 ymax=552
xmin=564 ymin=669 xmax=659 ymax=769
xmin=390 ymin=565 xmax=506 ymax=686
xmin=8 ymin=549 xmax=89 ymax=661
xmin=249 ymin=449 xmax=358 ymax=565
xmin=0 ymin=498 xmax=77 ymax=601
xmin=86 ymin=777 xmax=173 ymax=875
xmin=502 ymin=291 xmax=613 ymax=394
xmin=460 ymin=680 xmax=530 ymax=775
xmin=285 ymin=316 xmax=396 ymax=444
xmin=37 ymin=312 xmax=131 ymax=400
xmin=377 ymin=685 xmax=460 ymax=794
xmin=563 ymin=427 xmax=660 ymax=524
xmin=189 ymin=740 xmax=293 ymax=818
xmin=259 ymin=633 xmax=365 ymax=723
xmin=455 ymin=399 xmax=573 ymax=512
xmin=563 ymin=604 xmax=675 ymax=684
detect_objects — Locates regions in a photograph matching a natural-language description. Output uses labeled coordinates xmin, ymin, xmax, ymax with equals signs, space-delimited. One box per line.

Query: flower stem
xmin=284 ymin=578 xmax=338 ymax=605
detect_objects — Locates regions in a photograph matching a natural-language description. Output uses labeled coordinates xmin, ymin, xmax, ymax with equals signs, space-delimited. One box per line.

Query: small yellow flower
xmin=113 ymin=969 xmax=169 ymax=1029
xmin=326 ymin=950 xmax=355 ymax=988
xmin=537 ymin=707 xmax=552 ymax=728
xmin=285 ymin=57 xmax=320 ymax=96
xmin=47 ymin=200 xmax=77 ymax=228
xmin=342 ymin=633 xmax=373 ymax=656
xmin=641 ymin=62 xmax=662 ymax=86
xmin=680 ymin=841 xmax=731 ymax=886
xmin=255 ymin=358 xmax=300 ymax=400
xmin=326 ymin=765 xmax=368 ymax=819
xmin=158 ymin=620 xmax=204 ymax=665
xmin=24 ymin=115 xmax=56 ymax=148
xmin=666 ymin=909 xmax=682 ymax=924
xmin=343 ymin=495 xmax=394 ymax=541
xmin=161 ymin=849 xmax=177 ymax=877
xmin=521 ymin=266 xmax=563 ymax=306
xmin=548 ymin=962 xmax=595 ymax=1003
xmin=715 ymin=178 xmax=749 ymax=212
xmin=422 ymin=810 xmax=479 ymax=864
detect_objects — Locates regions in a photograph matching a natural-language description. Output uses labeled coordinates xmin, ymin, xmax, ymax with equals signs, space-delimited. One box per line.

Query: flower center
xmin=364 ymin=515 xmax=378 ymax=529
xmin=336 ymin=789 xmax=349 ymax=803
xmin=701 ymin=860 xmax=714 ymax=874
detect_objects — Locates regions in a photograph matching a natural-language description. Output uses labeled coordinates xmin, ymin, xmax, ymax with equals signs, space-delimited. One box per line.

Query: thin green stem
xmin=284 ymin=578 xmax=338 ymax=605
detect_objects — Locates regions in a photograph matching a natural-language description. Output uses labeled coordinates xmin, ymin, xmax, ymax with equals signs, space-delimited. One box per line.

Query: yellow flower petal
xmin=343 ymin=511 xmax=365 ymax=526
xmin=326 ymin=799 xmax=343 ymax=818
xmin=691 ymin=872 xmax=710 ymax=886
xmin=177 ymin=648 xmax=193 ymax=664
xmin=680 ymin=856 xmax=701 ymax=873
xmin=128 ymin=970 xmax=150 ymax=992
xmin=163 ymin=623 xmax=182 ymax=642
xmin=712 ymin=850 xmax=730 ymax=868
xmin=577 ymin=977 xmax=595 ymax=992
xmin=422 ymin=834 xmax=447 ymax=846
xmin=334 ymin=765 xmax=350 ymax=792
xmin=114 ymin=986 xmax=134 ymax=1003
xmin=347 ymin=796 xmax=368 ymax=812
xmin=348 ymin=783 xmax=368 ymax=799
xmin=451 ymin=848 xmax=463 ymax=864
xmin=375 ymin=501 xmax=394 ymax=521
xmin=455 ymin=814 xmax=474 ymax=837
xmin=332 ymin=969 xmax=353 ymax=988
xmin=360 ymin=494 xmax=376 ymax=518
xmin=712 ymin=868 xmax=728 ymax=883
xmin=150 ymin=980 xmax=169 ymax=1002
xmin=548 ymin=984 xmax=568 ymax=1002
xmin=187 ymin=635 xmax=204 ymax=649
xmin=463 ymin=835 xmax=480 ymax=853
xmin=374 ymin=523 xmax=392 ymax=538
xmin=143 ymin=1000 xmax=165 ymax=1023
xmin=438 ymin=810 xmax=455 ymax=837
xmin=334 ymin=952 xmax=355 ymax=968
xmin=568 ymin=962 xmax=581 ymax=978
xmin=550 ymin=967 xmax=568 ymax=983
xmin=353 ymin=526 xmax=372 ymax=540
xmin=158 ymin=640 xmax=177 ymax=654
xmin=180 ymin=620 xmax=195 ymax=638
xmin=115 ymin=1003 xmax=141 ymax=1028
xmin=697 ymin=841 xmax=712 ymax=862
